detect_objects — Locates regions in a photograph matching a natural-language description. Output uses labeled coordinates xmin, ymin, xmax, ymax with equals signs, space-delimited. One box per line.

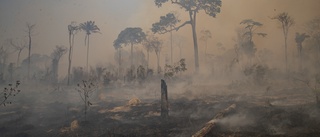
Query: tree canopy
xmin=155 ymin=0 xmax=222 ymax=18
xmin=113 ymin=27 xmax=146 ymax=49
xmin=152 ymin=13 xmax=180 ymax=34
xmin=79 ymin=21 xmax=100 ymax=35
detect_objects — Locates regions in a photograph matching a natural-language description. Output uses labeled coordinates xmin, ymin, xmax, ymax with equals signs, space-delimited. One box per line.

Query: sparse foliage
xmin=293 ymin=74 xmax=320 ymax=106
xmin=76 ymin=80 xmax=97 ymax=121
xmin=1 ymin=81 xmax=21 ymax=106
xmin=164 ymin=58 xmax=187 ymax=79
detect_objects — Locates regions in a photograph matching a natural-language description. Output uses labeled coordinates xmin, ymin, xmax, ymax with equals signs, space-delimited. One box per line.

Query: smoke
xmin=218 ymin=113 xmax=254 ymax=128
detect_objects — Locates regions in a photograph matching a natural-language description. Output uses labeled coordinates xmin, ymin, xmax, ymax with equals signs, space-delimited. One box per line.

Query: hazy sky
xmin=1 ymin=0 xmax=320 ymax=75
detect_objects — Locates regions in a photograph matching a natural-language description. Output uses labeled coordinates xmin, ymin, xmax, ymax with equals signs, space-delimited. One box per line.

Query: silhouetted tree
xmin=142 ymin=32 xmax=155 ymax=70
xmin=145 ymin=34 xmax=163 ymax=74
xmin=9 ymin=38 xmax=27 ymax=67
xmin=239 ymin=19 xmax=267 ymax=61
xmin=25 ymin=23 xmax=36 ymax=79
xmin=154 ymin=0 xmax=222 ymax=73
xmin=51 ymin=45 xmax=67 ymax=84
xmin=113 ymin=27 xmax=146 ymax=67
xmin=152 ymin=13 xmax=180 ymax=65
xmin=114 ymin=47 xmax=123 ymax=77
xmin=272 ymin=12 xmax=294 ymax=73
xmin=295 ymin=32 xmax=309 ymax=71
xmin=67 ymin=21 xmax=79 ymax=85
xmin=199 ymin=29 xmax=212 ymax=61
xmin=79 ymin=21 xmax=100 ymax=73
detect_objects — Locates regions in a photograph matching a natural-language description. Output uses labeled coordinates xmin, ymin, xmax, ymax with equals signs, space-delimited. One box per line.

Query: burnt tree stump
xmin=161 ymin=79 xmax=169 ymax=118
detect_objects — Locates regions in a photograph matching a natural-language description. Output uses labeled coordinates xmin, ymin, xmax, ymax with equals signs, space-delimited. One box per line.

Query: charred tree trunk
xmin=161 ymin=79 xmax=168 ymax=118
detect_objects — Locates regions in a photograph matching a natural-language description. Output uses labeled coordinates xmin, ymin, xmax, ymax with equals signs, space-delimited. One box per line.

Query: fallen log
xmin=192 ymin=104 xmax=236 ymax=137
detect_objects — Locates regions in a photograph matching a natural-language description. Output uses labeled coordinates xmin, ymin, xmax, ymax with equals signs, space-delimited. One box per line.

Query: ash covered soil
xmin=0 ymin=79 xmax=320 ymax=137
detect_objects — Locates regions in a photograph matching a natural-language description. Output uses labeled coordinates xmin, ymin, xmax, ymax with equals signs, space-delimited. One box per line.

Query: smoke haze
xmin=0 ymin=0 xmax=319 ymax=75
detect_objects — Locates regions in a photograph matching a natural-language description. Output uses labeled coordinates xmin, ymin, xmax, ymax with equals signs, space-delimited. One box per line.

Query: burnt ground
xmin=0 ymin=80 xmax=320 ymax=137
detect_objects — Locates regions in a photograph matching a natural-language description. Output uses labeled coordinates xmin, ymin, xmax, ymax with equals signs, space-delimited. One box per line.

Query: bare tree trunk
xmin=190 ymin=11 xmax=199 ymax=73
xmin=156 ymin=52 xmax=160 ymax=74
xmin=147 ymin=51 xmax=149 ymax=70
xmin=84 ymin=90 xmax=87 ymax=121
xmin=67 ymin=33 xmax=72 ymax=85
xmin=285 ymin=35 xmax=288 ymax=73
xmin=161 ymin=79 xmax=168 ymax=118
xmin=131 ymin=43 xmax=133 ymax=67
xmin=118 ymin=48 xmax=122 ymax=77
xmin=170 ymin=27 xmax=173 ymax=65
xmin=298 ymin=43 xmax=302 ymax=71
xmin=28 ymin=31 xmax=31 ymax=79
xmin=205 ymin=40 xmax=207 ymax=63
xmin=86 ymin=34 xmax=90 ymax=74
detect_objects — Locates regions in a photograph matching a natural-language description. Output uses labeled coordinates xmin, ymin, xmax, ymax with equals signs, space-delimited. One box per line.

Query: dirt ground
xmin=0 ymin=79 xmax=320 ymax=137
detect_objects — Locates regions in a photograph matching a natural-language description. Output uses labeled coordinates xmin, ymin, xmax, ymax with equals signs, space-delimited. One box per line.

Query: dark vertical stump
xmin=161 ymin=79 xmax=169 ymax=118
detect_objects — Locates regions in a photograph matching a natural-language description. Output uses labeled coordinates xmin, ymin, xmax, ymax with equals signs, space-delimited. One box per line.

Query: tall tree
xmin=9 ymin=38 xmax=27 ymax=67
xmin=154 ymin=0 xmax=222 ymax=73
xmin=142 ymin=32 xmax=155 ymax=70
xmin=199 ymin=29 xmax=212 ymax=61
xmin=51 ymin=45 xmax=67 ymax=84
xmin=25 ymin=23 xmax=36 ymax=79
xmin=113 ymin=27 xmax=146 ymax=67
xmin=114 ymin=47 xmax=123 ymax=77
xmin=79 ymin=21 xmax=100 ymax=73
xmin=239 ymin=19 xmax=267 ymax=61
xmin=143 ymin=33 xmax=163 ymax=73
xmin=295 ymin=32 xmax=309 ymax=71
xmin=272 ymin=12 xmax=294 ymax=73
xmin=67 ymin=22 xmax=79 ymax=85
xmin=152 ymin=13 xmax=180 ymax=65
xmin=150 ymin=35 xmax=163 ymax=74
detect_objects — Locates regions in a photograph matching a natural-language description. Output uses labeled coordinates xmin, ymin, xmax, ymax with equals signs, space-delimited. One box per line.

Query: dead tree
xmin=161 ymin=79 xmax=168 ymax=118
